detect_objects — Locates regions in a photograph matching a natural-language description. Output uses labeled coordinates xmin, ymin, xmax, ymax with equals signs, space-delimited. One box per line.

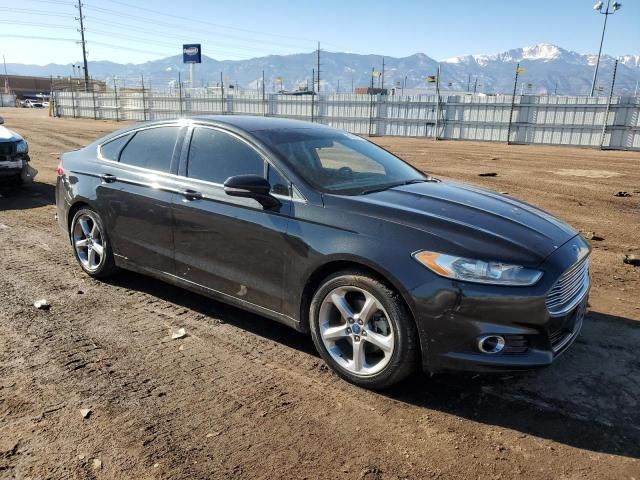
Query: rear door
xmin=96 ymin=124 xmax=185 ymax=275
xmin=172 ymin=125 xmax=292 ymax=313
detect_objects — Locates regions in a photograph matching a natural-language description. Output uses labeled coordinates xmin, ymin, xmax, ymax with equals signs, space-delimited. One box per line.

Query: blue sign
xmin=183 ymin=44 xmax=202 ymax=64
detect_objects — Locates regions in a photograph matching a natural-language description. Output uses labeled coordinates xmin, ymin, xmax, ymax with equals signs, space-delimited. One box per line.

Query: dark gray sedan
xmin=56 ymin=116 xmax=590 ymax=389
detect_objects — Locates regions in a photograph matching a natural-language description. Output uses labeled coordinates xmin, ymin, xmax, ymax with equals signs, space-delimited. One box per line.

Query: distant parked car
xmin=22 ymin=99 xmax=45 ymax=108
xmin=0 ymin=115 xmax=36 ymax=186
xmin=56 ymin=116 xmax=591 ymax=389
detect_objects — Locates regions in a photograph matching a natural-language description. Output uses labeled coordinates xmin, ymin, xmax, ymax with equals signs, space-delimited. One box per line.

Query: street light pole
xmin=590 ymin=0 xmax=622 ymax=96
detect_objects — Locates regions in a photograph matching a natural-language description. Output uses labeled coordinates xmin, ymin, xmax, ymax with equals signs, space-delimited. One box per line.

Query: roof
xmin=191 ymin=115 xmax=334 ymax=133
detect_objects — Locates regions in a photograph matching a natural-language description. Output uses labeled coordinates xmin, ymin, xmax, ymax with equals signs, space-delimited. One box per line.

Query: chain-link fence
xmin=53 ymin=89 xmax=640 ymax=150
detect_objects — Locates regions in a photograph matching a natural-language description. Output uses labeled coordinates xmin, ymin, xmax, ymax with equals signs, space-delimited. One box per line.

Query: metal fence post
xmin=178 ymin=72 xmax=183 ymax=117
xmin=91 ymin=77 xmax=97 ymax=120
xmin=71 ymin=81 xmax=77 ymax=119
xmin=141 ymin=74 xmax=147 ymax=121
xmin=220 ymin=72 xmax=225 ymax=114
xmin=114 ymin=78 xmax=119 ymax=122
xmin=600 ymin=58 xmax=618 ymax=148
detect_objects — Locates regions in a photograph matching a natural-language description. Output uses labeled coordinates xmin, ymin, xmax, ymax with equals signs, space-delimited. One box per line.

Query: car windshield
xmin=253 ymin=128 xmax=427 ymax=195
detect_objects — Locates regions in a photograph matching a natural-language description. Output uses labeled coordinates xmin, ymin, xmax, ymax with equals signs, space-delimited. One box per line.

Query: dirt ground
xmin=1 ymin=108 xmax=639 ymax=480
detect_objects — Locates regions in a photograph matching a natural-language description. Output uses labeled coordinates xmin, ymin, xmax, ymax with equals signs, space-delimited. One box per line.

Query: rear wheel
xmin=310 ymin=270 xmax=417 ymax=389
xmin=70 ymin=208 xmax=117 ymax=278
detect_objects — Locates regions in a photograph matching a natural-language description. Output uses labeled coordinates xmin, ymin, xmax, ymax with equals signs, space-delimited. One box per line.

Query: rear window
xmin=119 ymin=126 xmax=180 ymax=172
xmin=100 ymin=133 xmax=132 ymax=161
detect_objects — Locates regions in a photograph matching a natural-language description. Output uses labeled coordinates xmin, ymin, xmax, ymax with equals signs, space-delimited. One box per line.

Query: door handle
xmin=182 ymin=189 xmax=203 ymax=201
xmin=100 ymin=173 xmax=117 ymax=183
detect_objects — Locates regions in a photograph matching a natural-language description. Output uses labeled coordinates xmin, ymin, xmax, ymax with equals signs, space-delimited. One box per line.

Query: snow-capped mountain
xmin=5 ymin=43 xmax=639 ymax=95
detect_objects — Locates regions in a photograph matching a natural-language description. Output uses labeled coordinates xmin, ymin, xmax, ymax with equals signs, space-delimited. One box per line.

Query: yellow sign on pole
xmin=516 ymin=68 xmax=525 ymax=74
xmin=426 ymin=75 xmax=437 ymax=83
xmin=372 ymin=71 xmax=380 ymax=77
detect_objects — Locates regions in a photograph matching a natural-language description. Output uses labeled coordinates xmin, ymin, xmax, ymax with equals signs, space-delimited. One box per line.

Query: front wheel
xmin=309 ymin=270 xmax=418 ymax=389
xmin=70 ymin=208 xmax=117 ymax=278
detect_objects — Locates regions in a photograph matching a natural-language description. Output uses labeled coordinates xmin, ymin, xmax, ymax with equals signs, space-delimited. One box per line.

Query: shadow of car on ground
xmin=105 ymin=270 xmax=640 ymax=460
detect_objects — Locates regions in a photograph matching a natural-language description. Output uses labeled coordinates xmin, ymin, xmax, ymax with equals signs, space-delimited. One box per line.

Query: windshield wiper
xmin=360 ymin=178 xmax=429 ymax=195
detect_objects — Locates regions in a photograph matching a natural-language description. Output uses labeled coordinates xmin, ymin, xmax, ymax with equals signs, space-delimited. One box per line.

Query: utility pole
xmin=316 ymin=42 xmax=321 ymax=93
xmin=75 ymin=0 xmax=89 ymax=91
xmin=3 ymin=55 xmax=11 ymax=95
xmin=381 ymin=57 xmax=385 ymax=90
xmin=473 ymin=76 xmax=478 ymax=94
xmin=506 ymin=62 xmax=522 ymax=144
xmin=466 ymin=74 xmax=471 ymax=92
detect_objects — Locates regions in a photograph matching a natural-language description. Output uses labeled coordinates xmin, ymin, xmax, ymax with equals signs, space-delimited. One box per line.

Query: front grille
xmin=0 ymin=142 xmax=15 ymax=157
xmin=547 ymin=304 xmax=585 ymax=352
xmin=545 ymin=258 xmax=590 ymax=316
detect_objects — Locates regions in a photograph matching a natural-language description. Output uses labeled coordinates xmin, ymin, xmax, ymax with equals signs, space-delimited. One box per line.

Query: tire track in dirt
xmin=1 ymin=198 xmax=639 ymax=478
xmin=2 ymin=109 xmax=640 ymax=478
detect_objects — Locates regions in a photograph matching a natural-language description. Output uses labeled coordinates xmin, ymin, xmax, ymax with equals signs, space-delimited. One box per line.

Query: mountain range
xmin=5 ymin=43 xmax=640 ymax=95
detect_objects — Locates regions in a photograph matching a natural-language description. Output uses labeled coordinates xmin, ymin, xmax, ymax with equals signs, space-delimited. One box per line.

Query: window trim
xmin=97 ymin=123 xmax=184 ymax=175
xmin=97 ymin=132 xmax=133 ymax=162
xmin=183 ymin=124 xmax=294 ymax=200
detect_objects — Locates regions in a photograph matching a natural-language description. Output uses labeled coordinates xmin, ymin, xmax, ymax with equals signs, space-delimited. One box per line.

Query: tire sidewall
xmin=309 ymin=271 xmax=416 ymax=389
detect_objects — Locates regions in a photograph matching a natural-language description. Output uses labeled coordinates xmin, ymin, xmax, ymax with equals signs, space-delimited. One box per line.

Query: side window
xmin=119 ymin=126 xmax=180 ymax=172
xmin=100 ymin=133 xmax=132 ymax=161
xmin=268 ymin=164 xmax=289 ymax=196
xmin=187 ymin=127 xmax=264 ymax=183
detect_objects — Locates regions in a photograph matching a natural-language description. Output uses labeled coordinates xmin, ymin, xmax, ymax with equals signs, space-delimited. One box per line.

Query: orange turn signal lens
xmin=412 ymin=251 xmax=451 ymax=277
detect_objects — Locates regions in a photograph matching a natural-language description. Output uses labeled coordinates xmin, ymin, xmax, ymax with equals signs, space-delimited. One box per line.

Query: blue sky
xmin=0 ymin=0 xmax=638 ymax=65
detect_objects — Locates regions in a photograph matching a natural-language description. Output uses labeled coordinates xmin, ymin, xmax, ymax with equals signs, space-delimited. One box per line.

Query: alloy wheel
xmin=318 ymin=286 xmax=395 ymax=376
xmin=72 ymin=213 xmax=104 ymax=272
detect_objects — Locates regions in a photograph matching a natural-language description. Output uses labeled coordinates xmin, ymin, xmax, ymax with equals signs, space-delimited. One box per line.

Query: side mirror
xmin=224 ymin=174 xmax=280 ymax=209
xmin=0 ymin=116 xmax=4 ymax=125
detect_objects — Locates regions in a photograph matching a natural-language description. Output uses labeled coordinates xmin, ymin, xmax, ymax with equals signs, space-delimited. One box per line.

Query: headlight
xmin=16 ymin=140 xmax=28 ymax=154
xmin=413 ymin=250 xmax=543 ymax=286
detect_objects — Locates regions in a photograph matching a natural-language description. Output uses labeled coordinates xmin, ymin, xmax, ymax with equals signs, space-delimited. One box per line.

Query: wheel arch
xmin=67 ymin=200 xmax=92 ymax=234
xmin=299 ymin=258 xmax=420 ymax=354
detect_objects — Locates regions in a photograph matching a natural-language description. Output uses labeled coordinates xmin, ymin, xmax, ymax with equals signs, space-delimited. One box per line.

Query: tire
xmin=70 ymin=208 xmax=117 ymax=278
xmin=309 ymin=269 xmax=418 ymax=389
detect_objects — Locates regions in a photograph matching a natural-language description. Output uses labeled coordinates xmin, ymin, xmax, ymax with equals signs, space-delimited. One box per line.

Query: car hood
xmin=0 ymin=126 xmax=24 ymax=142
xmin=324 ymin=180 xmax=578 ymax=267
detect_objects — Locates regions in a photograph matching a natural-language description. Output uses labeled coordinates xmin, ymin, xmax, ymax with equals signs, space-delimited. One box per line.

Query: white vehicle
xmin=23 ymin=99 xmax=45 ymax=108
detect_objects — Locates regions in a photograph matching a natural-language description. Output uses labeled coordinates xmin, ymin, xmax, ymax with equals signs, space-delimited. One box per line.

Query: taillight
xmin=57 ymin=157 xmax=65 ymax=176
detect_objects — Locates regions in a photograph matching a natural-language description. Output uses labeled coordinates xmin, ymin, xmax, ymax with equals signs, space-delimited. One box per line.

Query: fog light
xmin=477 ymin=335 xmax=505 ymax=354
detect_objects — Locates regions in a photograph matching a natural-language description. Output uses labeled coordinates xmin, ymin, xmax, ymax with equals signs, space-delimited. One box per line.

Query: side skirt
xmin=114 ymin=254 xmax=302 ymax=331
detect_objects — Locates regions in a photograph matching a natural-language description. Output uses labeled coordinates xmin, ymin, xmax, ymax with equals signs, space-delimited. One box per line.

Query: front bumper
xmin=408 ymin=236 xmax=591 ymax=374
xmin=0 ymin=155 xmax=30 ymax=181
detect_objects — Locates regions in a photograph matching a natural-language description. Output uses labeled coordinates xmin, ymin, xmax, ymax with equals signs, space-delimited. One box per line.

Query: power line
xmin=83 ymin=4 xmax=314 ymax=52
xmin=0 ymin=20 xmax=75 ymax=30
xmin=0 ymin=34 xmax=77 ymax=42
xmin=106 ymin=0 xmax=317 ymax=44
xmin=84 ymin=18 xmax=285 ymax=58
xmin=0 ymin=7 xmax=75 ymax=17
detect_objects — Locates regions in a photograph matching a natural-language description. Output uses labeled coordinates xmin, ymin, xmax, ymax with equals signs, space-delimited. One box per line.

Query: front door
xmin=172 ymin=126 xmax=292 ymax=313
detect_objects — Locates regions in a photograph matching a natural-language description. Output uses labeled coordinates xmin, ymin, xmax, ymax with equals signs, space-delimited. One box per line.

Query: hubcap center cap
xmin=351 ymin=323 xmax=361 ymax=334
